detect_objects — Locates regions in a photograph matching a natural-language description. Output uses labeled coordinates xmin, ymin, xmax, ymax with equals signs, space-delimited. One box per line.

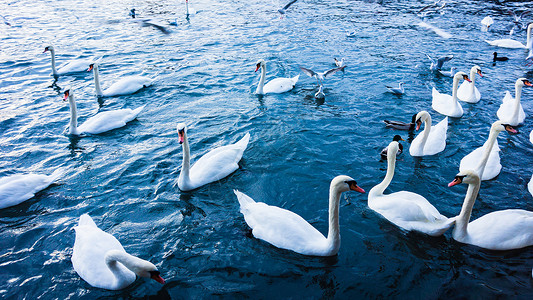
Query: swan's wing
xmin=78 ymin=108 xmax=142 ymax=134
xmin=423 ymin=117 xmax=447 ymax=155
xmin=57 ymin=58 xmax=93 ymax=74
xmin=497 ymin=91 xmax=524 ymax=124
xmin=104 ymin=76 xmax=152 ymax=96
xmin=263 ymin=77 xmax=298 ymax=93
xmin=456 ymin=80 xmax=470 ymax=100
xmin=0 ymin=173 xmax=57 ymax=209
xmin=372 ymin=192 xmax=448 ymax=226
xmin=323 ymin=66 xmax=345 ymax=78
xmin=299 ymin=66 xmax=317 ymax=78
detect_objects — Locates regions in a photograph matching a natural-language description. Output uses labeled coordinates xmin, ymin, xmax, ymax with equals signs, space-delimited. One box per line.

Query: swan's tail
xmin=291 ymin=74 xmax=300 ymax=83
xmin=78 ymin=213 xmax=97 ymax=228
xmin=234 ymin=190 xmax=256 ymax=210
xmin=49 ymin=168 xmax=64 ymax=182
xmin=431 ymin=87 xmax=440 ymax=98
xmin=234 ymin=132 xmax=251 ymax=150
xmin=131 ymin=105 xmax=146 ymax=119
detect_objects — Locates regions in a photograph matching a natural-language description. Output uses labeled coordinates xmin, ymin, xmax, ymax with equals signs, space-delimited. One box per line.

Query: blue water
xmin=1 ymin=0 xmax=532 ymax=298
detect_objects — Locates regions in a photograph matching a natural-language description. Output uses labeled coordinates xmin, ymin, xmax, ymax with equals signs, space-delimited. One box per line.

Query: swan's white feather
xmin=497 ymin=91 xmax=525 ymax=126
xmin=56 ymin=57 xmax=95 ymax=75
xmin=457 ymin=80 xmax=481 ymax=103
xmin=77 ymin=105 xmax=145 ymax=135
xmin=485 ymin=39 xmax=527 ymax=49
xmin=102 ymin=76 xmax=153 ymax=97
xmin=262 ymin=75 xmax=299 ymax=94
xmin=431 ymin=87 xmax=463 ymax=118
xmin=460 ymin=139 xmax=500 ymax=180
xmin=0 ymin=169 xmax=61 ymax=209
xmin=409 ymin=116 xmax=447 ymax=156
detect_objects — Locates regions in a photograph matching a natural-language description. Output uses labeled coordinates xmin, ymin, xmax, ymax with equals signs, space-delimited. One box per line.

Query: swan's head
xmin=414 ymin=111 xmax=429 ymax=130
xmin=177 ymin=123 xmax=187 ymax=144
xmin=63 ymin=89 xmax=71 ymax=101
xmin=331 ymin=175 xmax=365 ymax=193
xmin=87 ymin=63 xmax=98 ymax=72
xmin=491 ymin=121 xmax=518 ymax=134
xmin=43 ymin=45 xmax=54 ymax=53
xmin=448 ymin=170 xmax=480 ymax=187
xmin=132 ymin=260 xmax=165 ymax=284
xmin=516 ymin=78 xmax=533 ymax=88
xmin=473 ymin=65 xmax=483 ymax=77
xmin=454 ymin=71 xmax=471 ymax=83
xmin=255 ymin=59 xmax=265 ymax=72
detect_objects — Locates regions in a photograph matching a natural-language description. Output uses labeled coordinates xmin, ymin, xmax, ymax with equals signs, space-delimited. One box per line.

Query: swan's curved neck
xmin=255 ymin=64 xmax=266 ymax=94
xmin=476 ymin=128 xmax=500 ymax=178
xmin=104 ymin=250 xmax=142 ymax=289
xmin=49 ymin=48 xmax=58 ymax=76
xmin=526 ymin=25 xmax=532 ymax=49
xmin=452 ymin=75 xmax=460 ymax=103
xmin=415 ymin=115 xmax=432 ymax=154
xmin=67 ymin=94 xmax=79 ymax=135
xmin=178 ymin=132 xmax=191 ymax=186
xmin=370 ymin=148 xmax=396 ymax=196
xmin=453 ymin=178 xmax=481 ymax=241
xmin=512 ymin=82 xmax=523 ymax=121
xmin=92 ymin=65 xmax=104 ymax=96
xmin=326 ymin=184 xmax=343 ymax=253
xmin=469 ymin=69 xmax=477 ymax=93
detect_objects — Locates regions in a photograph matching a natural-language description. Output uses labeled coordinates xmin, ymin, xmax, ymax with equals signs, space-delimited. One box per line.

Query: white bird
xmin=481 ymin=16 xmax=493 ymax=29
xmin=485 ymin=23 xmax=533 ymax=49
xmin=234 ymin=175 xmax=365 ymax=256
xmin=299 ymin=65 xmax=345 ymax=86
xmin=457 ymin=65 xmax=483 ymax=103
xmin=254 ymin=59 xmax=299 ymax=94
xmin=62 ymin=89 xmax=145 ymax=136
xmin=0 ymin=169 xmax=61 ymax=209
xmin=385 ymin=82 xmax=405 ymax=95
xmin=438 ymin=66 xmax=457 ymax=77
xmin=72 ymin=214 xmax=165 ymax=290
xmin=369 ymin=141 xmax=455 ymax=236
xmin=448 ymin=170 xmax=533 ymax=250
xmin=43 ymin=46 xmax=95 ymax=76
xmin=333 ymin=58 xmax=345 ymax=68
xmin=432 ymin=71 xmax=471 ymax=118
xmin=314 ymin=85 xmax=325 ymax=99
xmin=409 ymin=111 xmax=448 ymax=157
xmin=88 ymin=63 xmax=153 ymax=97
xmin=529 ymin=130 xmax=533 ymax=197
xmin=177 ymin=123 xmax=250 ymax=191
xmin=497 ymin=78 xmax=532 ymax=126
xmin=459 ymin=121 xmax=517 ymax=181
xmin=426 ymin=53 xmax=453 ymax=71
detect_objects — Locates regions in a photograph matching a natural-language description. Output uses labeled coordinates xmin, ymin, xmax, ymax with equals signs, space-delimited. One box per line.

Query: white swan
xmin=255 ymin=59 xmax=299 ymax=94
xmin=409 ymin=111 xmax=448 ymax=157
xmin=457 ymin=65 xmax=483 ymax=103
xmin=448 ymin=170 xmax=533 ymax=250
xmin=44 ymin=45 xmax=95 ymax=76
xmin=459 ymin=121 xmax=517 ymax=181
xmin=89 ymin=63 xmax=153 ymax=97
xmin=485 ymin=23 xmax=533 ymax=49
xmin=72 ymin=214 xmax=165 ymax=290
xmin=177 ymin=123 xmax=250 ymax=191
xmin=369 ymin=141 xmax=455 ymax=236
xmin=432 ymin=72 xmax=470 ymax=118
xmin=234 ymin=175 xmax=365 ymax=256
xmin=63 ymin=90 xmax=145 ymax=136
xmin=497 ymin=78 xmax=532 ymax=126
xmin=0 ymin=169 xmax=61 ymax=209
xmin=529 ymin=130 xmax=533 ymax=197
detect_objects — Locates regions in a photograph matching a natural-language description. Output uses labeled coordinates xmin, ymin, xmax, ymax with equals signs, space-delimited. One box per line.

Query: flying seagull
xmin=278 ymin=0 xmax=298 ymax=15
xmin=299 ymin=66 xmax=346 ymax=85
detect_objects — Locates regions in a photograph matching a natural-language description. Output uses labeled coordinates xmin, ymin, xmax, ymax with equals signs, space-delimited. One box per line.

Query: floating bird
xmin=43 ymin=46 xmax=96 ymax=76
xmin=481 ymin=16 xmax=494 ymax=29
xmin=493 ymin=52 xmax=509 ymax=62
xmin=278 ymin=0 xmax=298 ymax=15
xmin=72 ymin=214 xmax=165 ymax=290
xmin=88 ymin=63 xmax=153 ymax=97
xmin=346 ymin=30 xmax=357 ymax=37
xmin=432 ymin=72 xmax=471 ymax=118
xmin=369 ymin=141 xmax=456 ymax=236
xmin=235 ymin=175 xmax=365 ymax=256
xmin=485 ymin=23 xmax=533 ymax=49
xmin=497 ymin=78 xmax=532 ymax=126
xmin=438 ymin=66 xmax=457 ymax=77
xmin=385 ymin=82 xmax=405 ymax=95
xmin=129 ymin=8 xmax=136 ymax=18
xmin=0 ymin=169 xmax=62 ymax=209
xmin=334 ymin=58 xmax=345 ymax=68
xmin=299 ymin=66 xmax=345 ymax=86
xmin=255 ymin=59 xmax=299 ymax=94
xmin=62 ymin=89 xmax=145 ymax=136
xmin=380 ymin=135 xmax=404 ymax=158
xmin=176 ymin=123 xmax=250 ymax=191
xmin=314 ymin=85 xmax=325 ymax=99
xmin=383 ymin=113 xmax=418 ymax=131
xmin=409 ymin=111 xmax=448 ymax=157
xmin=426 ymin=53 xmax=453 ymax=71
xmin=448 ymin=170 xmax=533 ymax=250
xmin=457 ymin=65 xmax=483 ymax=103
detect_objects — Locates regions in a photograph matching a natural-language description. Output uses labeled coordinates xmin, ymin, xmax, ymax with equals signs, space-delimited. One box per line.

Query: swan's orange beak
xmin=87 ymin=64 xmax=94 ymax=72
xmin=150 ymin=272 xmax=165 ymax=284
xmin=348 ymin=182 xmax=365 ymax=193
xmin=463 ymin=75 xmax=471 ymax=83
xmin=504 ymin=125 xmax=517 ymax=134
xmin=415 ymin=120 xmax=422 ymax=131
xmin=477 ymin=70 xmax=483 ymax=78
xmin=255 ymin=63 xmax=260 ymax=72
xmin=524 ymin=80 xmax=533 ymax=87
xmin=448 ymin=176 xmax=463 ymax=187
xmin=178 ymin=130 xmax=185 ymax=144
xmin=63 ymin=90 xmax=69 ymax=101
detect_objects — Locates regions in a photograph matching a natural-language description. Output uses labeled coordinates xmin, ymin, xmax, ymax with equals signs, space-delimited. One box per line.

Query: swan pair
xmin=0 ymin=169 xmax=61 ymax=209
xmin=457 ymin=65 xmax=483 ymax=103
xmin=432 ymin=72 xmax=471 ymax=118
xmin=255 ymin=59 xmax=299 ymax=94
xmin=485 ymin=23 xmax=533 ymax=49
xmin=409 ymin=111 xmax=448 ymax=157
xmin=459 ymin=121 xmax=517 ymax=181
xmin=63 ymin=90 xmax=144 ymax=136
xmin=235 ymin=175 xmax=365 ymax=256
xmin=497 ymin=78 xmax=532 ymax=126
xmin=449 ymin=170 xmax=533 ymax=250
xmin=44 ymin=45 xmax=95 ymax=76
xmin=88 ymin=63 xmax=153 ymax=97
xmin=177 ymin=124 xmax=250 ymax=191
xmin=72 ymin=214 xmax=165 ymax=290
xmin=369 ymin=141 xmax=456 ymax=236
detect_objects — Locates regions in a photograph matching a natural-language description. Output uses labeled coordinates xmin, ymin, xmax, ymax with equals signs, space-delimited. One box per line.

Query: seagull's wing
xmin=435 ymin=55 xmax=453 ymax=69
xmin=282 ymin=0 xmax=298 ymax=10
xmin=300 ymin=67 xmax=317 ymax=78
xmin=323 ymin=66 xmax=346 ymax=78
xmin=143 ymin=20 xmax=171 ymax=34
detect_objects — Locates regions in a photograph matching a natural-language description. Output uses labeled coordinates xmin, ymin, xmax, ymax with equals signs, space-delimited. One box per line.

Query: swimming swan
xmin=255 ymin=59 xmax=299 ymax=94
xmin=88 ymin=63 xmax=152 ymax=97
xmin=234 ymin=175 xmax=365 ymax=256
xmin=63 ymin=89 xmax=144 ymax=136
xmin=457 ymin=65 xmax=483 ymax=103
xmin=177 ymin=123 xmax=250 ymax=191
xmin=0 ymin=169 xmax=61 ymax=209
xmin=497 ymin=78 xmax=532 ymax=126
xmin=44 ymin=45 xmax=95 ymax=76
xmin=72 ymin=214 xmax=165 ymax=290
xmin=369 ymin=141 xmax=455 ymax=236
xmin=409 ymin=111 xmax=448 ymax=157
xmin=432 ymin=71 xmax=471 ymax=118
xmin=485 ymin=23 xmax=533 ymax=49
xmin=448 ymin=170 xmax=533 ymax=250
